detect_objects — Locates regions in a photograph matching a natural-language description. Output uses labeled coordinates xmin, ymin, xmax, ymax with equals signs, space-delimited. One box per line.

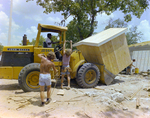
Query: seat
xmin=43 ymin=42 xmax=47 ymax=48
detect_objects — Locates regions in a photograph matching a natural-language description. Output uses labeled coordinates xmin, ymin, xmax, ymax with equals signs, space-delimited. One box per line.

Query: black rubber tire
xmin=18 ymin=63 xmax=40 ymax=92
xmin=76 ymin=63 xmax=100 ymax=88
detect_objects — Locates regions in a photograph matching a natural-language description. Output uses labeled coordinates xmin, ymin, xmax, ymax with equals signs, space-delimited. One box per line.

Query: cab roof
xmin=38 ymin=23 xmax=68 ymax=33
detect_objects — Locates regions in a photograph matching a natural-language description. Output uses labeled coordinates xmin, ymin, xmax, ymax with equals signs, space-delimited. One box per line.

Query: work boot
xmin=45 ymin=98 xmax=52 ymax=105
xmin=40 ymin=102 xmax=45 ymax=107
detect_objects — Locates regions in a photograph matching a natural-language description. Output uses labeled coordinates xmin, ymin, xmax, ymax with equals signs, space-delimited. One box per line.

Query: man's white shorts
xmin=39 ymin=73 xmax=51 ymax=86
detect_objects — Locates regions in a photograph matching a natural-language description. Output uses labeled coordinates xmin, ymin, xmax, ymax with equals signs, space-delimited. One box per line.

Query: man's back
xmin=40 ymin=57 xmax=53 ymax=74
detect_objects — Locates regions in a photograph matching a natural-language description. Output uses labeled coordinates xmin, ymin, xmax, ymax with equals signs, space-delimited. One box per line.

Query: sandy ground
xmin=0 ymin=74 xmax=150 ymax=118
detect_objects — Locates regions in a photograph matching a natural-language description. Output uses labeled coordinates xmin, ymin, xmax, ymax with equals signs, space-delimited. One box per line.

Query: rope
xmin=50 ymin=73 xmax=60 ymax=98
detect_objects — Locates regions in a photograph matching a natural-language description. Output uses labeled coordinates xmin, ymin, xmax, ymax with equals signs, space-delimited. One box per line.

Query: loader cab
xmin=34 ymin=24 xmax=68 ymax=62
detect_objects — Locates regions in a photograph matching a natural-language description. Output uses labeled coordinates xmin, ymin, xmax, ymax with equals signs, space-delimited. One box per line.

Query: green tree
xmin=27 ymin=0 xmax=149 ymax=41
xmin=126 ymin=27 xmax=143 ymax=45
xmin=104 ymin=18 xmax=143 ymax=45
xmin=19 ymin=35 xmax=45 ymax=46
xmin=19 ymin=35 xmax=58 ymax=47
xmin=28 ymin=35 xmax=46 ymax=46
xmin=0 ymin=43 xmax=3 ymax=52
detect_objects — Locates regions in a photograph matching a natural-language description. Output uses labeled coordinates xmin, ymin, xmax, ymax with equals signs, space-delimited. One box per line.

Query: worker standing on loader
xmin=38 ymin=52 xmax=58 ymax=106
xmin=61 ymin=40 xmax=72 ymax=90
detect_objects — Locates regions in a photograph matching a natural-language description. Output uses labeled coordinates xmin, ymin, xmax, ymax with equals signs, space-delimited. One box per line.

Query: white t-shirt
xmin=46 ymin=37 xmax=52 ymax=48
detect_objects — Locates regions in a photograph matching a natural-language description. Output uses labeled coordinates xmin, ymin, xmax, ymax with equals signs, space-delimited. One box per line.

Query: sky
xmin=0 ymin=0 xmax=150 ymax=46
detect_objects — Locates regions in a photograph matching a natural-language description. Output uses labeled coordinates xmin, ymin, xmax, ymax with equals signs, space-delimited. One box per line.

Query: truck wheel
xmin=18 ymin=63 xmax=40 ymax=92
xmin=76 ymin=63 xmax=100 ymax=88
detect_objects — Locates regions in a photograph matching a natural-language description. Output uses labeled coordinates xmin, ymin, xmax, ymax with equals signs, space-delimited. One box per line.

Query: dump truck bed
xmin=73 ymin=28 xmax=131 ymax=76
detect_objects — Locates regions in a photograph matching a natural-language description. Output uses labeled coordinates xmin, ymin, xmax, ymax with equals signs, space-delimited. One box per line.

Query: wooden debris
xmin=94 ymin=87 xmax=104 ymax=90
xmin=136 ymin=92 xmax=141 ymax=109
xmin=136 ymin=98 xmax=140 ymax=109
xmin=16 ymin=102 xmax=30 ymax=111
xmin=45 ymin=108 xmax=55 ymax=113
xmin=57 ymin=90 xmax=65 ymax=96
xmin=129 ymin=86 xmax=143 ymax=100
xmin=56 ymin=99 xmax=82 ymax=102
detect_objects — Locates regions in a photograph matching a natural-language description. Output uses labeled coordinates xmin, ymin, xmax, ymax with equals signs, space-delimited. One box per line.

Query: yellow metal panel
xmin=0 ymin=67 xmax=13 ymax=79
xmin=38 ymin=24 xmax=68 ymax=32
xmin=2 ymin=45 xmax=34 ymax=52
xmin=129 ymin=41 xmax=150 ymax=47
xmin=71 ymin=60 xmax=85 ymax=78
xmin=70 ymin=51 xmax=85 ymax=78
xmin=13 ymin=67 xmax=23 ymax=79
xmin=34 ymin=47 xmax=54 ymax=63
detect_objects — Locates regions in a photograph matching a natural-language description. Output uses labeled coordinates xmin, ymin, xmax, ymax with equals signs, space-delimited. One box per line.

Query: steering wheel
xmin=54 ymin=44 xmax=63 ymax=60
xmin=54 ymin=44 xmax=62 ymax=52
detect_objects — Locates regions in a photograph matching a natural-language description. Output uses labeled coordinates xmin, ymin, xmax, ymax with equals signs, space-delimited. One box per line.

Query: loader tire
xmin=76 ymin=63 xmax=100 ymax=88
xmin=18 ymin=63 xmax=40 ymax=92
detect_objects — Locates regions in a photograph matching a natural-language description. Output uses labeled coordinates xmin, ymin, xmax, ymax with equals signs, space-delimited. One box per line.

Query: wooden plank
xmin=99 ymin=41 xmax=119 ymax=75
xmin=77 ymin=45 xmax=103 ymax=64
xmin=112 ymin=34 xmax=131 ymax=72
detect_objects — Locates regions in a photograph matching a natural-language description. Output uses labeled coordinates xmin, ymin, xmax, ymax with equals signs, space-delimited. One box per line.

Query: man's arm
xmin=51 ymin=63 xmax=58 ymax=74
xmin=38 ymin=54 xmax=45 ymax=59
xmin=63 ymin=40 xmax=66 ymax=55
xmin=52 ymin=41 xmax=60 ymax=44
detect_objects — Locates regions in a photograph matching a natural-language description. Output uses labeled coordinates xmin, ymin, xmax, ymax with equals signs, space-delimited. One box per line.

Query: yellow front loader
xmin=0 ymin=24 xmax=99 ymax=92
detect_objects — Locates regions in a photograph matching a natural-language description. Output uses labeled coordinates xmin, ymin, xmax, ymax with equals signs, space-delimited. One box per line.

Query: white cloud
xmin=137 ymin=20 xmax=150 ymax=41
xmin=0 ymin=11 xmax=9 ymax=30
xmin=0 ymin=11 xmax=20 ymax=46
xmin=0 ymin=33 xmax=7 ymax=45
xmin=13 ymin=0 xmax=44 ymax=21
xmin=0 ymin=4 xmax=3 ymax=9
xmin=11 ymin=35 xmax=22 ymax=46
xmin=25 ymin=26 xmax=38 ymax=41
xmin=26 ymin=26 xmax=37 ymax=34
xmin=13 ymin=0 xmax=43 ymax=15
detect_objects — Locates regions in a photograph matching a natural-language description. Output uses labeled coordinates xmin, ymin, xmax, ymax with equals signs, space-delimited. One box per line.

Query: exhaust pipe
xmin=23 ymin=34 xmax=27 ymax=45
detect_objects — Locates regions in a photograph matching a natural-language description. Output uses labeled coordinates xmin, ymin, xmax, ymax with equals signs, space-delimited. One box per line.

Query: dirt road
xmin=0 ymin=74 xmax=150 ymax=118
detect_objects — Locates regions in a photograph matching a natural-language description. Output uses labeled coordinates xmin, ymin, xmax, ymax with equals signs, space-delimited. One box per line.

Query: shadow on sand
xmin=0 ymin=83 xmax=21 ymax=90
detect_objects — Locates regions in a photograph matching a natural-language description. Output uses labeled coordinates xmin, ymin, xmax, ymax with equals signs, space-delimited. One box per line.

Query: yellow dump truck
xmin=0 ymin=24 xmax=131 ymax=92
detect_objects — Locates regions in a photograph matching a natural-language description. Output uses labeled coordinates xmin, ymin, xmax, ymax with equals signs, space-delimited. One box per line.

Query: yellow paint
xmin=70 ymin=51 xmax=85 ymax=78
xmin=71 ymin=60 xmax=85 ymax=78
xmin=135 ymin=68 xmax=139 ymax=74
xmin=35 ymin=24 xmax=68 ymax=47
xmin=34 ymin=47 xmax=54 ymax=63
xmin=26 ymin=71 xmax=40 ymax=89
xmin=0 ymin=67 xmax=13 ymax=79
xmin=2 ymin=45 xmax=34 ymax=52
xmin=85 ymin=69 xmax=96 ymax=84
xmin=13 ymin=67 xmax=23 ymax=79
xmin=0 ymin=67 xmax=23 ymax=79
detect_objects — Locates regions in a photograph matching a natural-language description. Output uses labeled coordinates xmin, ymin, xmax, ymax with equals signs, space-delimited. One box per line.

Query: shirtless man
xmin=38 ymin=52 xmax=58 ymax=106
